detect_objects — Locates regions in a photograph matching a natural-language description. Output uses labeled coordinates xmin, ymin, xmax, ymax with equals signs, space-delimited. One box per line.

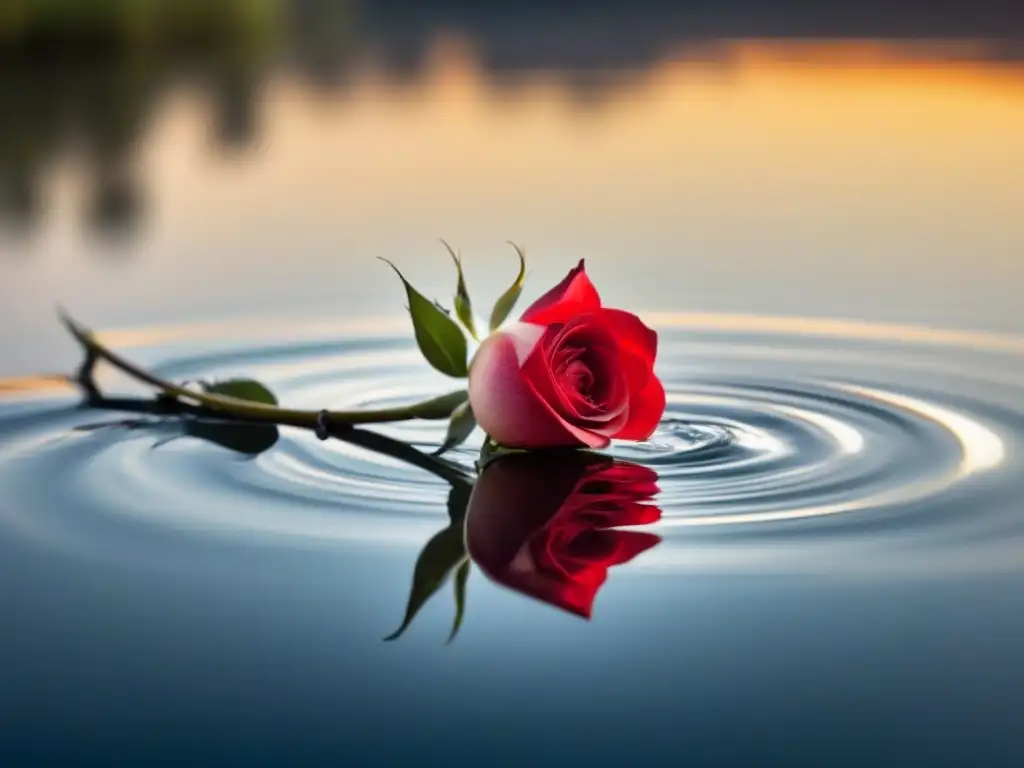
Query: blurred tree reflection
xmin=0 ymin=168 xmax=41 ymax=236
xmin=0 ymin=0 xmax=282 ymax=53
xmin=0 ymin=0 xmax=300 ymax=242
xmin=0 ymin=68 xmax=61 ymax=234
xmin=2 ymin=0 xmax=1021 ymax=245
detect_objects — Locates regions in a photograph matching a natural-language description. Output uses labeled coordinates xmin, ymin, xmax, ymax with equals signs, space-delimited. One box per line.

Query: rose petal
xmin=589 ymin=461 xmax=660 ymax=490
xmin=579 ymin=311 xmax=663 ymax=441
xmin=597 ymin=308 xmax=658 ymax=365
xmin=469 ymin=328 xmax=607 ymax=448
xmin=519 ymin=259 xmax=601 ymax=326
xmin=526 ymin=572 xmax=605 ymax=619
xmin=506 ymin=545 xmax=606 ymax=619
xmin=533 ymin=522 xmax=600 ymax=577
xmin=525 ymin=320 xmax=628 ymax=433
xmin=548 ymin=320 xmax=623 ymax=416
xmin=548 ymin=351 xmax=625 ymax=425
xmin=554 ymin=416 xmax=613 ymax=449
xmin=574 ymin=501 xmax=663 ymax=529
xmin=613 ymin=372 xmax=666 ymax=441
xmin=497 ymin=321 xmax=546 ymax=365
xmin=516 ymin=336 xmax=618 ymax=447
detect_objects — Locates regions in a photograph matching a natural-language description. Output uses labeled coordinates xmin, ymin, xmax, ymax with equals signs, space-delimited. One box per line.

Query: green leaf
xmin=433 ymin=400 xmax=475 ymax=456
xmin=441 ymin=239 xmax=478 ymax=341
xmin=202 ymin=378 xmax=278 ymax=405
xmin=184 ymin=420 xmax=280 ymax=456
xmin=380 ymin=258 xmax=469 ymax=378
xmin=488 ymin=241 xmax=527 ymax=331
xmin=447 ymin=560 xmax=470 ymax=644
xmin=406 ymin=389 xmax=469 ymax=420
xmin=384 ymin=522 xmax=467 ymax=641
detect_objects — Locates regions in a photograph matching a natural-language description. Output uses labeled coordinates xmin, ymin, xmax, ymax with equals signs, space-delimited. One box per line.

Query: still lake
xmin=2 ymin=32 xmax=1024 ymax=766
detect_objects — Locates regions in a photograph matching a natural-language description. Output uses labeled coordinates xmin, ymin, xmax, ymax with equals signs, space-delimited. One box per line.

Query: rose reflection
xmin=466 ymin=452 xmax=662 ymax=619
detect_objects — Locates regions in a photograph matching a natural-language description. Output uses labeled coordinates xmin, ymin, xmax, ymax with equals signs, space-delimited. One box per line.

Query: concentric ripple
xmin=0 ymin=313 xmax=1022 ymax=574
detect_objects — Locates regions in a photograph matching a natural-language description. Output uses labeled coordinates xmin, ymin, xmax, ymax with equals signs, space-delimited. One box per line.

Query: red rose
xmin=468 ymin=260 xmax=665 ymax=449
xmin=465 ymin=452 xmax=662 ymax=619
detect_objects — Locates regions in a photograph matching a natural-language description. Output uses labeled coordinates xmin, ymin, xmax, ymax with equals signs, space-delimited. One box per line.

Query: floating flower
xmin=469 ymin=260 xmax=665 ymax=449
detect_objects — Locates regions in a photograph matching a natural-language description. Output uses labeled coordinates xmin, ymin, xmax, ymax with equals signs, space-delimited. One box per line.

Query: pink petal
xmin=470 ymin=329 xmax=606 ymax=449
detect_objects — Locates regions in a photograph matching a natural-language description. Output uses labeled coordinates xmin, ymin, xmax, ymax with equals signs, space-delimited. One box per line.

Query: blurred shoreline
xmin=2 ymin=0 xmax=1024 ymax=239
xmin=4 ymin=1 xmax=1024 ymax=64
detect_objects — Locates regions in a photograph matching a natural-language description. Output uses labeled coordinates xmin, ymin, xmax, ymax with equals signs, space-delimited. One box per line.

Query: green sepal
xmin=407 ymin=389 xmax=469 ymax=420
xmin=441 ymin=240 xmax=478 ymax=341
xmin=488 ymin=241 xmax=527 ymax=331
xmin=433 ymin=400 xmax=476 ymax=456
xmin=476 ymin=434 xmax=528 ymax=471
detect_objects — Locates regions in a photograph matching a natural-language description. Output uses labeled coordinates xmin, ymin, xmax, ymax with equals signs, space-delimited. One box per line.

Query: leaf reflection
xmin=384 ymin=486 xmax=471 ymax=642
xmin=75 ymin=415 xmax=281 ymax=457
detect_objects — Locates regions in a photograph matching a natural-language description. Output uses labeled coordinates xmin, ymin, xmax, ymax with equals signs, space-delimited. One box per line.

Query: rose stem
xmin=58 ymin=310 xmax=467 ymax=428
xmin=80 ymin=393 xmax=475 ymax=488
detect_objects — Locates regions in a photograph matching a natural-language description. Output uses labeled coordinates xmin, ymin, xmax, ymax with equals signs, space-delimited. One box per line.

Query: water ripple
xmin=0 ymin=313 xmax=1021 ymax=575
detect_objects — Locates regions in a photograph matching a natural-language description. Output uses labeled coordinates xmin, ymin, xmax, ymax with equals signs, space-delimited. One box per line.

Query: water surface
xmin=2 ymin=29 xmax=1024 ymax=767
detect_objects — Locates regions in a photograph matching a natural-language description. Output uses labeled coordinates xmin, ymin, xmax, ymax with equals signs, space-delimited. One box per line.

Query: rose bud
xmin=469 ymin=260 xmax=665 ymax=449
xmin=465 ymin=451 xmax=662 ymax=619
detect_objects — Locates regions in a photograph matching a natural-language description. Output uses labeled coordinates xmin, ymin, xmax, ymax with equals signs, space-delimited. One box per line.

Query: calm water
xmin=3 ymin=27 xmax=1024 ymax=766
